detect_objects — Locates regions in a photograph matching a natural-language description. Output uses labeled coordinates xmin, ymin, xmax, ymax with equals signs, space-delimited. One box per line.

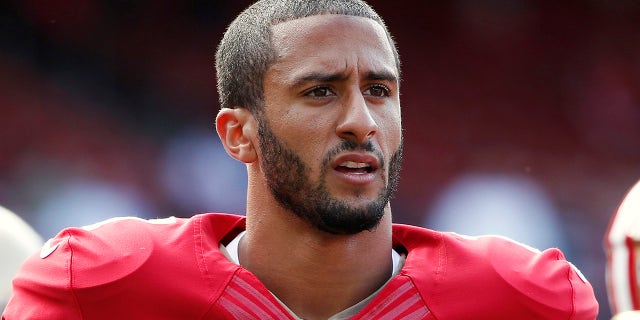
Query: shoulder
xmin=36 ymin=213 xmax=245 ymax=284
xmin=4 ymin=213 xmax=246 ymax=318
xmin=393 ymin=224 xmax=599 ymax=319
xmin=393 ymin=223 xmax=577 ymax=278
xmin=28 ymin=216 xmax=190 ymax=290
xmin=18 ymin=213 xmax=245 ymax=288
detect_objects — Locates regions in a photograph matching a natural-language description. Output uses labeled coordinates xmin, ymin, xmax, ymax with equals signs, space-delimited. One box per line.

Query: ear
xmin=216 ymin=108 xmax=258 ymax=163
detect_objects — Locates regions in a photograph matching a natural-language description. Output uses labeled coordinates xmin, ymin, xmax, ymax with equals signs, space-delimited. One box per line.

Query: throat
xmin=226 ymin=234 xmax=401 ymax=319
xmin=234 ymin=213 xmax=397 ymax=319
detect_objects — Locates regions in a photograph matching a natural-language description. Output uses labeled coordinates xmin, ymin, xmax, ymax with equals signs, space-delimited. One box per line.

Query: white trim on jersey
xmin=225 ymin=230 xmax=245 ymax=265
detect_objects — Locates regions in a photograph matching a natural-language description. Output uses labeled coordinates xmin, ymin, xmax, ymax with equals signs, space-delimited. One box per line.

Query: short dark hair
xmin=215 ymin=0 xmax=400 ymax=114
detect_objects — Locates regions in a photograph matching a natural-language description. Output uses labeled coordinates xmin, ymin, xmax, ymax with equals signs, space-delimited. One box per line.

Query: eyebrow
xmin=364 ymin=70 xmax=398 ymax=83
xmin=292 ymin=70 xmax=398 ymax=87
xmin=292 ymin=72 xmax=347 ymax=88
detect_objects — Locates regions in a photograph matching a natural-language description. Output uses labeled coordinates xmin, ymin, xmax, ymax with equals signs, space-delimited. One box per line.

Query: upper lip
xmin=332 ymin=152 xmax=380 ymax=171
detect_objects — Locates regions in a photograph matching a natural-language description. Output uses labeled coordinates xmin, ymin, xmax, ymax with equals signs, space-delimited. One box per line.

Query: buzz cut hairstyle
xmin=215 ymin=0 xmax=400 ymax=115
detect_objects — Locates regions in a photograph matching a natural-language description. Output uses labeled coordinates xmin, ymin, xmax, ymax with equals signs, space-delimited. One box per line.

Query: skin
xmin=216 ymin=14 xmax=402 ymax=319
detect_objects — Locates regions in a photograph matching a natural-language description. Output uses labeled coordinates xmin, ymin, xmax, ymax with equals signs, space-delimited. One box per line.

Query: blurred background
xmin=1 ymin=0 xmax=639 ymax=318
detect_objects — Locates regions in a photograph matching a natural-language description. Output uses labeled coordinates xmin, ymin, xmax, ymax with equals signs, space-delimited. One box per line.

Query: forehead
xmin=269 ymin=14 xmax=398 ymax=79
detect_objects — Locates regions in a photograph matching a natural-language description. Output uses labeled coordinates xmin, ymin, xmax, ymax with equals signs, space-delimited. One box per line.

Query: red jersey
xmin=3 ymin=213 xmax=598 ymax=319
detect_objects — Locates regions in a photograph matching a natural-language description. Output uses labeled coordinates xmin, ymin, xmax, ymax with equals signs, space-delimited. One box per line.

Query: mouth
xmin=332 ymin=153 xmax=380 ymax=176
xmin=336 ymin=160 xmax=374 ymax=174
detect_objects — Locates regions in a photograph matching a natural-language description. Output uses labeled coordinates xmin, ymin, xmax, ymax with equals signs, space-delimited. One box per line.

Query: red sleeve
xmin=2 ymin=217 xmax=158 ymax=319
xmin=500 ymin=245 xmax=599 ymax=319
xmin=2 ymin=215 xmax=230 ymax=320
xmin=465 ymin=235 xmax=600 ymax=319
xmin=395 ymin=225 xmax=599 ymax=319
xmin=2 ymin=231 xmax=82 ymax=320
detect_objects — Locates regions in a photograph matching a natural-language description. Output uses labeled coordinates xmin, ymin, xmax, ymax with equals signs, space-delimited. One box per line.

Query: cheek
xmin=269 ymin=111 xmax=331 ymax=165
xmin=375 ymin=109 xmax=402 ymax=149
xmin=299 ymin=119 xmax=334 ymax=165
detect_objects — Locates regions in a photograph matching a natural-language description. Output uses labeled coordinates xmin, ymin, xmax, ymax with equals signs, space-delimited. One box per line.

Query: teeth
xmin=340 ymin=161 xmax=370 ymax=169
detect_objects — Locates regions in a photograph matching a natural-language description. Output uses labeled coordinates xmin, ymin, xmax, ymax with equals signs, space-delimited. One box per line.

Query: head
xmin=215 ymin=0 xmax=403 ymax=235
xmin=215 ymin=0 xmax=400 ymax=115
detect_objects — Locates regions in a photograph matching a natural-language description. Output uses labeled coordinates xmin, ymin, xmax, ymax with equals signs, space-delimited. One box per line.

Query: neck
xmin=241 ymin=194 xmax=393 ymax=319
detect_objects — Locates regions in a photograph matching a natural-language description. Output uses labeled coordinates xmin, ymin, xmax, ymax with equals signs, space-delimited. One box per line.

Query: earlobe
xmin=215 ymin=108 xmax=258 ymax=163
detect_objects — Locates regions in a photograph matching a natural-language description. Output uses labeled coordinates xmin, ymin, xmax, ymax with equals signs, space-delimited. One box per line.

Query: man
xmin=3 ymin=0 xmax=598 ymax=319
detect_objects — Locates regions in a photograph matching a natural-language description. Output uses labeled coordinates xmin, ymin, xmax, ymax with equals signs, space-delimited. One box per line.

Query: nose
xmin=336 ymin=91 xmax=378 ymax=143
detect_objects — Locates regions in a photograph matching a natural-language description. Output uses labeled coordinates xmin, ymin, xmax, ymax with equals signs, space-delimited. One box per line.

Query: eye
xmin=364 ymin=84 xmax=390 ymax=97
xmin=305 ymin=86 xmax=335 ymax=97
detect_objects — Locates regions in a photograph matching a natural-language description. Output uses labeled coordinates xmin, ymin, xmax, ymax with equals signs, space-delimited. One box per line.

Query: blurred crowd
xmin=1 ymin=1 xmax=639 ymax=318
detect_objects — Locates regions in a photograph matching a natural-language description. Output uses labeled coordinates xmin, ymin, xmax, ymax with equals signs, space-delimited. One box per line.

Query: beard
xmin=257 ymin=117 xmax=403 ymax=235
